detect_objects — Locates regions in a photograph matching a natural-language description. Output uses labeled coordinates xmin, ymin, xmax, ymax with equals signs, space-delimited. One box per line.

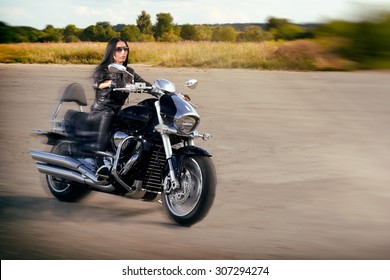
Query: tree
xmin=154 ymin=13 xmax=174 ymax=40
xmin=315 ymin=20 xmax=356 ymax=38
xmin=347 ymin=13 xmax=390 ymax=62
xmin=272 ymin=24 xmax=305 ymax=40
xmin=0 ymin=22 xmax=14 ymax=43
xmin=95 ymin=21 xmax=118 ymax=42
xmin=314 ymin=12 xmax=390 ymax=66
xmin=180 ymin=24 xmax=213 ymax=41
xmin=138 ymin=34 xmax=155 ymax=42
xmin=266 ymin=17 xmax=289 ymax=30
xmin=211 ymin=26 xmax=237 ymax=42
xmin=266 ymin=17 xmax=306 ymax=40
xmin=160 ymin=32 xmax=181 ymax=42
xmin=180 ymin=24 xmax=197 ymax=40
xmin=64 ymin=24 xmax=81 ymax=42
xmin=39 ymin=25 xmax=63 ymax=42
xmin=237 ymin=25 xmax=270 ymax=42
xmin=80 ymin=25 xmax=98 ymax=41
xmin=112 ymin=24 xmax=126 ymax=32
xmin=137 ymin=10 xmax=153 ymax=34
xmin=193 ymin=25 xmax=213 ymax=41
xmin=121 ymin=25 xmax=141 ymax=42
xmin=0 ymin=22 xmax=42 ymax=43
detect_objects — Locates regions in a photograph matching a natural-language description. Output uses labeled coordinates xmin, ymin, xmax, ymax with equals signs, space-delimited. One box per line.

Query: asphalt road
xmin=1 ymin=64 xmax=390 ymax=259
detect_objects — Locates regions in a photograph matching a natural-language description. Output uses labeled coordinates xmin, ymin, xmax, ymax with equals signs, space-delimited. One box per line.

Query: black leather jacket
xmin=91 ymin=66 xmax=151 ymax=113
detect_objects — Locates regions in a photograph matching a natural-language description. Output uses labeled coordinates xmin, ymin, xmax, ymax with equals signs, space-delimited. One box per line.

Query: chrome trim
xmin=31 ymin=150 xmax=115 ymax=192
xmin=31 ymin=150 xmax=81 ymax=171
xmin=113 ymin=131 xmax=129 ymax=147
xmin=125 ymin=180 xmax=146 ymax=199
xmin=154 ymin=100 xmax=179 ymax=193
xmin=154 ymin=79 xmax=176 ymax=93
xmin=119 ymin=152 xmax=140 ymax=176
xmin=191 ymin=131 xmax=212 ymax=141
xmin=35 ymin=163 xmax=115 ymax=192
xmin=111 ymin=136 xmax=142 ymax=192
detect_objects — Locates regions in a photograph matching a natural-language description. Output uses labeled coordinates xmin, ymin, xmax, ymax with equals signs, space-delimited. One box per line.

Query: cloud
xmin=0 ymin=6 xmax=33 ymax=24
xmin=74 ymin=6 xmax=89 ymax=16
xmin=74 ymin=6 xmax=105 ymax=17
xmin=72 ymin=5 xmax=135 ymax=26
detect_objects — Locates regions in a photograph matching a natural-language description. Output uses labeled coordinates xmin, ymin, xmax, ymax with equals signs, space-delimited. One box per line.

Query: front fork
xmin=154 ymin=101 xmax=180 ymax=194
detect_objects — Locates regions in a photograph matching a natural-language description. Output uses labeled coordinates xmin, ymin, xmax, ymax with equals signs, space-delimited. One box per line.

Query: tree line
xmin=0 ymin=11 xmax=314 ymax=43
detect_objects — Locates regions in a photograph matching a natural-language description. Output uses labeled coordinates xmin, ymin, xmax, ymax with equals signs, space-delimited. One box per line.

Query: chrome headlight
xmin=174 ymin=116 xmax=199 ymax=134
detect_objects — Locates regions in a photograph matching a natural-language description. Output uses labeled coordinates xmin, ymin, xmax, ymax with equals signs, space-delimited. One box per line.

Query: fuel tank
xmin=116 ymin=105 xmax=153 ymax=131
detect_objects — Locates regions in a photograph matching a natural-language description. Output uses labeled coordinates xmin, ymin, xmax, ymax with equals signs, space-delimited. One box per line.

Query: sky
xmin=1 ymin=0 xmax=390 ymax=29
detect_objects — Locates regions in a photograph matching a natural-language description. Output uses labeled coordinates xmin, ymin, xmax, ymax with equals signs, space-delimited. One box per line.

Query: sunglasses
xmin=115 ymin=47 xmax=129 ymax=52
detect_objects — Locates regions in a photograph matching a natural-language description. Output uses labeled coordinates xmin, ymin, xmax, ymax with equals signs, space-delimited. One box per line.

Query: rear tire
xmin=46 ymin=141 xmax=91 ymax=202
xmin=162 ymin=155 xmax=216 ymax=226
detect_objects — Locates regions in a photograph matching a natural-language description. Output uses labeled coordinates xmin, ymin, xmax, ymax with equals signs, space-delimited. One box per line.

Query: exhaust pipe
xmin=36 ymin=163 xmax=115 ymax=192
xmin=37 ymin=163 xmax=86 ymax=184
xmin=31 ymin=150 xmax=115 ymax=192
xmin=31 ymin=150 xmax=82 ymax=171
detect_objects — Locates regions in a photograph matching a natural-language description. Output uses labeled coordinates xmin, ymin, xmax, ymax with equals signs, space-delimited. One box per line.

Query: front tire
xmin=46 ymin=141 xmax=91 ymax=202
xmin=162 ymin=155 xmax=216 ymax=226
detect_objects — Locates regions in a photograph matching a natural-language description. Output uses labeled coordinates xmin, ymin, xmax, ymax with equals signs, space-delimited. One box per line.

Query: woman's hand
xmin=99 ymin=80 xmax=112 ymax=89
xmin=99 ymin=79 xmax=126 ymax=89
xmin=110 ymin=79 xmax=126 ymax=89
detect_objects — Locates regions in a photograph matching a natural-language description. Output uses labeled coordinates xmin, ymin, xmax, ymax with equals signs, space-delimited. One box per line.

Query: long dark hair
xmin=92 ymin=37 xmax=130 ymax=83
xmin=97 ymin=37 xmax=129 ymax=68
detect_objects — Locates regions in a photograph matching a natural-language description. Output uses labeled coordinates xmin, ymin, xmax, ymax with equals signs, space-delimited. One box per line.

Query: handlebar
xmin=113 ymin=82 xmax=195 ymax=104
xmin=113 ymin=82 xmax=154 ymax=95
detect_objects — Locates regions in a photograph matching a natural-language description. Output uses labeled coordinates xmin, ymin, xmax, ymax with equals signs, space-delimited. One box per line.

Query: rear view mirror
xmin=108 ymin=63 xmax=134 ymax=81
xmin=186 ymin=79 xmax=198 ymax=89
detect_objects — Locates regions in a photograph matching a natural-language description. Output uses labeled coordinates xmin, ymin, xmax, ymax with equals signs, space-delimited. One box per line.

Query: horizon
xmin=1 ymin=20 xmax=323 ymax=30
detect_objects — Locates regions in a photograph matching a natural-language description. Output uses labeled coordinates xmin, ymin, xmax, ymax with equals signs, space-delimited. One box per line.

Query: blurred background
xmin=1 ymin=1 xmax=390 ymax=70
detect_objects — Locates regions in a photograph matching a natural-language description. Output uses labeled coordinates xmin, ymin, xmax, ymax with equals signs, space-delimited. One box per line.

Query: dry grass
xmin=269 ymin=40 xmax=356 ymax=71
xmin=0 ymin=41 xmax=354 ymax=71
xmin=0 ymin=42 xmax=104 ymax=64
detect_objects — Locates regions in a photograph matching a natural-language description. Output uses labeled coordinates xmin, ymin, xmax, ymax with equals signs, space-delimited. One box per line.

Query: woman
xmin=91 ymin=37 xmax=151 ymax=156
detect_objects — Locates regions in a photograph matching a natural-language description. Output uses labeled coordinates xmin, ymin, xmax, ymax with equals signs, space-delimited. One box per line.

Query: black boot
xmin=94 ymin=111 xmax=114 ymax=180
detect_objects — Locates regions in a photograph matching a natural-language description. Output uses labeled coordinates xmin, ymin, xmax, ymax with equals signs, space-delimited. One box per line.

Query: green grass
xmin=0 ymin=41 xmax=359 ymax=71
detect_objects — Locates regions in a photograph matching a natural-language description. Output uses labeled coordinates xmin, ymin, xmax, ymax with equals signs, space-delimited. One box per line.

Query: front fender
xmin=175 ymin=146 xmax=212 ymax=157
xmin=167 ymin=146 xmax=211 ymax=178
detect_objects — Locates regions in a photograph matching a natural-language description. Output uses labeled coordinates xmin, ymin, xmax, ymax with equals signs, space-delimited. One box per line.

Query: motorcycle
xmin=30 ymin=63 xmax=216 ymax=226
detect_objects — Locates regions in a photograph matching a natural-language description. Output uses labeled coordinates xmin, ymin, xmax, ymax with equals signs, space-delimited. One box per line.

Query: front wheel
xmin=162 ymin=155 xmax=216 ymax=226
xmin=46 ymin=141 xmax=91 ymax=202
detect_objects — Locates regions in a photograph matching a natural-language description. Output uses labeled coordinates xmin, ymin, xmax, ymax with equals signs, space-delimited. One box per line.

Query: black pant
xmin=89 ymin=109 xmax=115 ymax=151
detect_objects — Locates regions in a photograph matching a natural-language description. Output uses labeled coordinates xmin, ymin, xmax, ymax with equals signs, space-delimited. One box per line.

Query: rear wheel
xmin=46 ymin=141 xmax=91 ymax=202
xmin=162 ymin=155 xmax=216 ymax=226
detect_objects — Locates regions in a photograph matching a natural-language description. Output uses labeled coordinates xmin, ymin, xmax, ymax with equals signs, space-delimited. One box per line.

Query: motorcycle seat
xmin=64 ymin=110 xmax=100 ymax=138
